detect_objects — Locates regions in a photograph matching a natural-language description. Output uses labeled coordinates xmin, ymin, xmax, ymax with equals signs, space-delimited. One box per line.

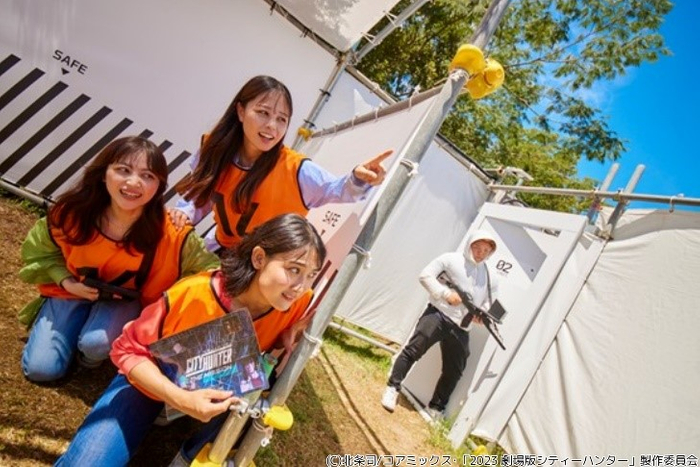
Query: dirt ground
xmin=0 ymin=196 xmax=439 ymax=466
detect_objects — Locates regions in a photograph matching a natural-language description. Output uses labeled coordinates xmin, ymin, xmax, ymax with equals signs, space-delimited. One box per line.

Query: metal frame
xmin=232 ymin=1 xmax=513 ymax=464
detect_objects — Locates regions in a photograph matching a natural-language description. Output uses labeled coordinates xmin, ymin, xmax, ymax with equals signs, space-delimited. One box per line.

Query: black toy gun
xmin=437 ymin=271 xmax=506 ymax=350
xmin=82 ymin=277 xmax=141 ymax=301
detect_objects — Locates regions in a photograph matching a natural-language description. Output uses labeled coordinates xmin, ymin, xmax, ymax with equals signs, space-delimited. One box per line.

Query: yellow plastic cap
xmin=297 ymin=127 xmax=313 ymax=140
xmin=262 ymin=404 xmax=294 ymax=431
xmin=473 ymin=444 xmax=490 ymax=455
xmin=449 ymin=44 xmax=486 ymax=76
xmin=466 ymin=58 xmax=505 ymax=99
xmin=192 ymin=444 xmax=221 ymax=467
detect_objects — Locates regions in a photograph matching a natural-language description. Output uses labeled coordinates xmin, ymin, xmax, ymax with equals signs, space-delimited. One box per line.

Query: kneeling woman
xmin=56 ymin=213 xmax=326 ymax=466
xmin=19 ymin=136 xmax=218 ymax=382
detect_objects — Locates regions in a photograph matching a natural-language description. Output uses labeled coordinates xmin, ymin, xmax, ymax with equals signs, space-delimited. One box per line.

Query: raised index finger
xmin=367 ymin=149 xmax=393 ymax=166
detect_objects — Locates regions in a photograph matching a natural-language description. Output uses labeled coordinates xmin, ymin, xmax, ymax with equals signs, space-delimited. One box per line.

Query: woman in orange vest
xmin=169 ymin=74 xmax=393 ymax=251
xmin=19 ymin=136 xmax=219 ymax=383
xmin=56 ymin=213 xmax=326 ymax=466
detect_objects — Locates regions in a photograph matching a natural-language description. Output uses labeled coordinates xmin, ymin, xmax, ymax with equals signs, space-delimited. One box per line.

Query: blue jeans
xmin=56 ymin=374 xmax=229 ymax=466
xmin=22 ymin=297 xmax=141 ymax=382
xmin=55 ymin=374 xmax=162 ymax=466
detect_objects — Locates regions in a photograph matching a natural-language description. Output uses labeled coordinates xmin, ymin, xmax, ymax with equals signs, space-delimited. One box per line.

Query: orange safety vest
xmin=161 ymin=270 xmax=312 ymax=352
xmin=39 ymin=219 xmax=191 ymax=306
xmin=212 ymin=146 xmax=308 ymax=248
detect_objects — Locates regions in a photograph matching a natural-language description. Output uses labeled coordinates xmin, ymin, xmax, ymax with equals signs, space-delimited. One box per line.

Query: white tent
xmin=493 ymin=207 xmax=700 ymax=456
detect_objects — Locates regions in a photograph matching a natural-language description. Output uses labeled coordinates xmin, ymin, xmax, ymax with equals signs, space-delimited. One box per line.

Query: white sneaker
xmin=381 ymin=386 xmax=399 ymax=412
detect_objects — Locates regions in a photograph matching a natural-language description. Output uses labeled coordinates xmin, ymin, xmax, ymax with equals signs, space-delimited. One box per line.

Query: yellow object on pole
xmin=472 ymin=444 xmax=490 ymax=455
xmin=465 ymin=437 xmax=490 ymax=455
xmin=465 ymin=58 xmax=505 ymax=99
xmin=449 ymin=44 xmax=486 ymax=75
xmin=192 ymin=443 xmax=258 ymax=467
xmin=296 ymin=126 xmax=313 ymax=141
xmin=450 ymin=43 xmax=505 ymax=99
xmin=191 ymin=444 xmax=223 ymax=467
xmin=262 ymin=405 xmax=294 ymax=431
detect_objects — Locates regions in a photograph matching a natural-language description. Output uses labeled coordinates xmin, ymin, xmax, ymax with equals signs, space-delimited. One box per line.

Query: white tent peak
xmin=274 ymin=0 xmax=402 ymax=51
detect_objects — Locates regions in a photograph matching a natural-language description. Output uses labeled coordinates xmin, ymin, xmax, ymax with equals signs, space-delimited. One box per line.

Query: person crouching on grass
xmin=18 ymin=136 xmax=218 ymax=383
xmin=55 ymin=213 xmax=326 ymax=466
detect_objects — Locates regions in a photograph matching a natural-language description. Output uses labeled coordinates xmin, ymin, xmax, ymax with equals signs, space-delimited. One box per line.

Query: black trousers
xmin=388 ymin=304 xmax=470 ymax=411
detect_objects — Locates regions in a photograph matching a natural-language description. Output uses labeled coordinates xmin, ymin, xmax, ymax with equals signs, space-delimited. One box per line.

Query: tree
xmin=356 ymin=0 xmax=672 ymax=212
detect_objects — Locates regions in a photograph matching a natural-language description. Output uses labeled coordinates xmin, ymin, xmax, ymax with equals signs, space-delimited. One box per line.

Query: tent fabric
xmin=275 ymin=0 xmax=402 ymax=52
xmin=311 ymin=69 xmax=490 ymax=344
xmin=459 ymin=230 xmax=605 ymax=447
xmin=332 ymin=142 xmax=488 ymax=344
xmin=297 ymin=94 xmax=438 ymax=303
xmin=0 ymin=0 xmax=335 ymax=200
xmin=497 ymin=208 xmax=700 ymax=456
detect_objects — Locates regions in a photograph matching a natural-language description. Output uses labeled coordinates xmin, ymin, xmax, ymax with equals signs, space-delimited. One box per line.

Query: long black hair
xmin=221 ymin=213 xmax=326 ymax=298
xmin=48 ymin=136 xmax=168 ymax=253
xmin=175 ymin=75 xmax=293 ymax=213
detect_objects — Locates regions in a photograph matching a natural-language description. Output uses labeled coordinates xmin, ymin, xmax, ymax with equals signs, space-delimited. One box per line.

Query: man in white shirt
xmin=380 ymin=229 xmax=498 ymax=419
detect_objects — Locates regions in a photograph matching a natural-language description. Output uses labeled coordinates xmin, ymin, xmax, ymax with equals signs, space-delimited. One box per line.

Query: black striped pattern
xmin=0 ymin=53 xmax=192 ymax=202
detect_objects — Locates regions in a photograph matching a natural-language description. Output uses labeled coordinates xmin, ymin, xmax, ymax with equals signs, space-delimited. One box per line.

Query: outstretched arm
xmin=299 ymin=150 xmax=393 ymax=207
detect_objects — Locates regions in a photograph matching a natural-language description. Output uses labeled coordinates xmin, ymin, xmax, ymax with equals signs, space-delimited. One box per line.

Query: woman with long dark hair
xmin=171 ymin=75 xmax=392 ymax=251
xmin=19 ymin=136 xmax=219 ymax=383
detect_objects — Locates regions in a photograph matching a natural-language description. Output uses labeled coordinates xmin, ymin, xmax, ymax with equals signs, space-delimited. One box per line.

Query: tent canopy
xmin=274 ymin=0 xmax=402 ymax=51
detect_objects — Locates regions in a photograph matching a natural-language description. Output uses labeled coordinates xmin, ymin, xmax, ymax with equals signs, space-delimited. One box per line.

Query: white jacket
xmin=418 ymin=229 xmax=498 ymax=328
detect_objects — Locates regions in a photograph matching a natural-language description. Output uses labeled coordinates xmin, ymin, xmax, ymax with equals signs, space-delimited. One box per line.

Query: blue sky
xmin=577 ymin=1 xmax=700 ymax=211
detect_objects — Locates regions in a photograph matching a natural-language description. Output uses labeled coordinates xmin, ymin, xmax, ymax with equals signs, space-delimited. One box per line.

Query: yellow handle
xmin=262 ymin=405 xmax=294 ymax=431
xmin=473 ymin=444 xmax=490 ymax=455
xmin=192 ymin=443 xmax=257 ymax=467
xmin=192 ymin=444 xmax=222 ymax=467
xmin=296 ymin=127 xmax=313 ymax=141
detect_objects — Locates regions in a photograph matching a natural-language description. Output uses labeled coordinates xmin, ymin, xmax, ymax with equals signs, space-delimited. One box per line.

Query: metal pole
xmin=585 ymin=163 xmax=619 ymax=223
xmin=328 ymin=321 xmax=397 ymax=354
xmin=232 ymin=1 xmax=512 ymax=464
xmin=604 ymin=164 xmax=645 ymax=233
xmin=0 ymin=180 xmax=52 ymax=208
xmin=309 ymin=86 xmax=443 ymax=138
xmin=487 ymin=182 xmax=700 ymax=206
xmin=353 ymin=0 xmax=432 ymax=63
xmin=291 ymin=56 xmax=351 ymax=149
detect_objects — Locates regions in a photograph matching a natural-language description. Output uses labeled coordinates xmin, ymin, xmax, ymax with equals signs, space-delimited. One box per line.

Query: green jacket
xmin=18 ymin=217 xmax=220 ymax=328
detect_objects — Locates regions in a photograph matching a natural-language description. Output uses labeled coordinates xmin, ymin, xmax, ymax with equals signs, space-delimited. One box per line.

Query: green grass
xmin=323 ymin=324 xmax=395 ymax=374
xmin=322 ymin=323 xmax=506 ymax=461
xmin=0 ymin=188 xmax=48 ymax=216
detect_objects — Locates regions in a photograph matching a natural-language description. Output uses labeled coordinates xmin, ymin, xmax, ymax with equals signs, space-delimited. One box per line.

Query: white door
xmin=402 ymin=202 xmax=587 ymax=438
